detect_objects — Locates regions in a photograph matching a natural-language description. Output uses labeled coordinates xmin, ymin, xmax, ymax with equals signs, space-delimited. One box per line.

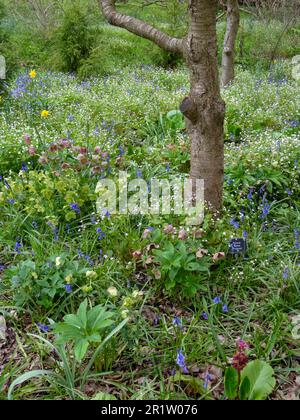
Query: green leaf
xmin=239 ymin=376 xmax=251 ymax=400
xmin=77 ymin=299 xmax=88 ymax=328
xmin=74 ymin=338 xmax=89 ymax=361
xmin=8 ymin=370 xmax=53 ymax=400
xmin=224 ymin=367 xmax=239 ymax=400
xmin=91 ymin=392 xmax=117 ymax=400
xmin=241 ymin=360 xmax=276 ymax=400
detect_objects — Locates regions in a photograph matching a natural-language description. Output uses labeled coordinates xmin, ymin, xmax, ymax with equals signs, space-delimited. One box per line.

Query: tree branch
xmin=99 ymin=0 xmax=185 ymax=55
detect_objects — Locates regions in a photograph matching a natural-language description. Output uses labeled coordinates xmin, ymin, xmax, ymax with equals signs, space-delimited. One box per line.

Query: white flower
xmin=86 ymin=270 xmax=97 ymax=279
xmin=55 ymin=257 xmax=62 ymax=267
xmin=107 ymin=286 xmax=118 ymax=297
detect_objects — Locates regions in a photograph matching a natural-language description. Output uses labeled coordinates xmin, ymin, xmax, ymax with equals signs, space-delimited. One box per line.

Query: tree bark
xmin=221 ymin=0 xmax=240 ymax=87
xmin=99 ymin=0 xmax=225 ymax=212
xmin=181 ymin=0 xmax=225 ymax=212
xmin=99 ymin=0 xmax=184 ymax=54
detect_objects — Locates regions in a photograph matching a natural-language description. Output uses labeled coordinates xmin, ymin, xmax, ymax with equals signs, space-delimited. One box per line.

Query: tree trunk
xmin=180 ymin=0 xmax=225 ymax=212
xmin=221 ymin=0 xmax=240 ymax=87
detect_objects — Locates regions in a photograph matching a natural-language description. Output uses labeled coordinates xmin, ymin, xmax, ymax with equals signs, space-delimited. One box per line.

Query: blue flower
xmin=176 ymin=350 xmax=188 ymax=373
xmin=69 ymin=203 xmax=81 ymax=214
xmin=222 ymin=304 xmax=229 ymax=313
xmin=283 ymin=267 xmax=289 ymax=280
xmin=65 ymin=284 xmax=72 ymax=293
xmin=96 ymin=227 xmax=105 ymax=240
xmin=212 ymin=297 xmax=221 ymax=304
xmin=173 ymin=316 xmax=183 ymax=329
xmin=202 ymin=311 xmax=208 ymax=320
xmin=14 ymin=240 xmax=22 ymax=254
xmin=230 ymin=219 xmax=239 ymax=229
xmin=204 ymin=373 xmax=213 ymax=390
xmin=37 ymin=323 xmax=51 ymax=333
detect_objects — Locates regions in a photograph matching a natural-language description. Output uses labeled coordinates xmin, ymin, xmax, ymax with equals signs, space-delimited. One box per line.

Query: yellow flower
xmin=31 ymin=272 xmax=38 ymax=279
xmin=121 ymin=309 xmax=129 ymax=319
xmin=65 ymin=274 xmax=73 ymax=284
xmin=82 ymin=285 xmax=93 ymax=293
xmin=41 ymin=110 xmax=49 ymax=118
xmin=29 ymin=69 xmax=37 ymax=79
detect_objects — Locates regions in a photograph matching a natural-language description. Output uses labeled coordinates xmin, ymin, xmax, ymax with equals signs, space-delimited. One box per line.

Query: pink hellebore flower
xmin=212 ymin=252 xmax=226 ymax=262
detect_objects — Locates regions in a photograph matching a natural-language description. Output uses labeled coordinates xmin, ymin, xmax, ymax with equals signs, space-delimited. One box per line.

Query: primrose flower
xmin=29 ymin=69 xmax=37 ymax=79
xmin=55 ymin=257 xmax=62 ymax=267
xmin=41 ymin=110 xmax=49 ymax=118
xmin=65 ymin=274 xmax=72 ymax=283
xmin=86 ymin=270 xmax=97 ymax=279
xmin=107 ymin=286 xmax=118 ymax=297
xmin=121 ymin=309 xmax=129 ymax=319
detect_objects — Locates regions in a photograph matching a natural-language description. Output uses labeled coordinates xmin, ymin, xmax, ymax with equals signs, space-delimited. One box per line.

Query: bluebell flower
xmin=230 ymin=219 xmax=239 ymax=229
xmin=247 ymin=188 xmax=254 ymax=200
xmin=202 ymin=312 xmax=208 ymax=320
xmin=96 ymin=227 xmax=105 ymax=240
xmin=204 ymin=373 xmax=213 ymax=390
xmin=14 ymin=240 xmax=22 ymax=254
xmin=37 ymin=323 xmax=51 ymax=333
xmin=222 ymin=304 xmax=229 ymax=313
xmin=283 ymin=267 xmax=289 ymax=280
xmin=7 ymin=199 xmax=15 ymax=205
xmin=213 ymin=297 xmax=221 ymax=304
xmin=173 ymin=316 xmax=183 ymax=329
xmin=69 ymin=203 xmax=81 ymax=214
xmin=243 ymin=230 xmax=248 ymax=239
xmin=176 ymin=350 xmax=188 ymax=373
xmin=65 ymin=284 xmax=72 ymax=293
xmin=21 ymin=162 xmax=28 ymax=172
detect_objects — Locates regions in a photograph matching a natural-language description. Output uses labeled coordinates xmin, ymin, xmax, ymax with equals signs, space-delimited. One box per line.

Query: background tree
xmin=99 ymin=0 xmax=225 ymax=212
xmin=221 ymin=0 xmax=240 ymax=87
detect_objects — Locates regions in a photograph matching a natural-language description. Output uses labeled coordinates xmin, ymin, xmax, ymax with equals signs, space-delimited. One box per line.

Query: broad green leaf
xmin=239 ymin=376 xmax=251 ymax=400
xmin=74 ymin=338 xmax=89 ymax=361
xmin=77 ymin=299 xmax=88 ymax=328
xmin=224 ymin=367 xmax=239 ymax=400
xmin=241 ymin=360 xmax=276 ymax=400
